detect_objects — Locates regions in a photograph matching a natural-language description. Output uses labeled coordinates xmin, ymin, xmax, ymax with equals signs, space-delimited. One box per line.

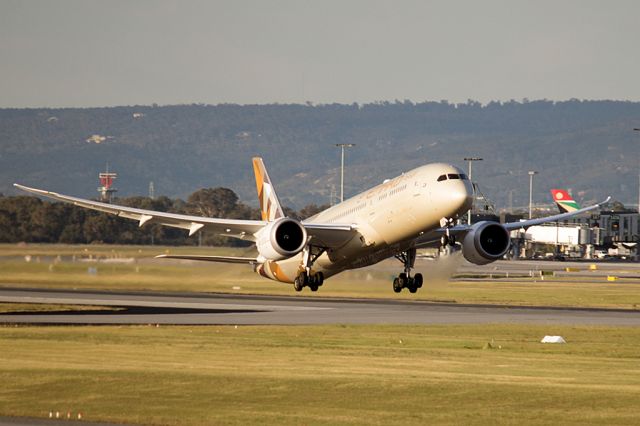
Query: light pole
xmin=635 ymin=128 xmax=640 ymax=213
xmin=464 ymin=157 xmax=483 ymax=224
xmin=336 ymin=143 xmax=355 ymax=203
xmin=528 ymin=170 xmax=538 ymax=219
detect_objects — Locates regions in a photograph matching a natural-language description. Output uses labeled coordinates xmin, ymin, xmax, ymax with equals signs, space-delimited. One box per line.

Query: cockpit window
xmin=438 ymin=173 xmax=468 ymax=182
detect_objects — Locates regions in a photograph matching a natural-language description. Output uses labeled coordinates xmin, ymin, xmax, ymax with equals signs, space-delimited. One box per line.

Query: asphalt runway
xmin=1 ymin=287 xmax=639 ymax=325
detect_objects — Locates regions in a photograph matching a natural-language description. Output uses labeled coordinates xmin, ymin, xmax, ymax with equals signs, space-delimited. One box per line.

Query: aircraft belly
xmin=256 ymin=252 xmax=340 ymax=284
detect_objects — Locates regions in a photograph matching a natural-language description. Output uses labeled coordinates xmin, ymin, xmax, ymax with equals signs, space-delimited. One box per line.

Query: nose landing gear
xmin=392 ymin=248 xmax=423 ymax=293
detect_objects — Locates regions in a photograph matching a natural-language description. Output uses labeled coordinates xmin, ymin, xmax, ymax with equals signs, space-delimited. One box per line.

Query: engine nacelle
xmin=462 ymin=221 xmax=510 ymax=265
xmin=256 ymin=217 xmax=307 ymax=261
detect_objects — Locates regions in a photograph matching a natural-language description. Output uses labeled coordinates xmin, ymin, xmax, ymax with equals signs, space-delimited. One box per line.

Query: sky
xmin=1 ymin=0 xmax=639 ymax=108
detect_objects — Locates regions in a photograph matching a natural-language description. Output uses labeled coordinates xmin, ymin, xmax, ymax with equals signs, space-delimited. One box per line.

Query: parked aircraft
xmin=551 ymin=189 xmax=581 ymax=213
xmin=15 ymin=158 xmax=608 ymax=293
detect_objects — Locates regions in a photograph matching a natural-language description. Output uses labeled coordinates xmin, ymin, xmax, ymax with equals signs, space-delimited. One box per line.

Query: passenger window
xmin=437 ymin=175 xmax=447 ymax=182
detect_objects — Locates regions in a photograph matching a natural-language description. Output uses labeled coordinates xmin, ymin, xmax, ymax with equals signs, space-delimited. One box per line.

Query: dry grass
xmin=1 ymin=324 xmax=640 ymax=425
xmin=0 ymin=303 xmax=118 ymax=313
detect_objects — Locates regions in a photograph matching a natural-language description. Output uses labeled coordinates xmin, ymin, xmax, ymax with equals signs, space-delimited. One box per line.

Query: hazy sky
xmin=1 ymin=0 xmax=639 ymax=107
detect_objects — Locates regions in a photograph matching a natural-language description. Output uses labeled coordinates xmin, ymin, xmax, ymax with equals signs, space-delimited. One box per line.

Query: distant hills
xmin=2 ymin=100 xmax=639 ymax=210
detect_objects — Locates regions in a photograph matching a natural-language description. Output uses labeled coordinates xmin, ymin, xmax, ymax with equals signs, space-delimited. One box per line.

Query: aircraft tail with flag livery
xmin=551 ymin=189 xmax=581 ymax=213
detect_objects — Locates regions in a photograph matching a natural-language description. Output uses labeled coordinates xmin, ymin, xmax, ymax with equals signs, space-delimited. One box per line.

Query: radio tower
xmin=98 ymin=164 xmax=117 ymax=203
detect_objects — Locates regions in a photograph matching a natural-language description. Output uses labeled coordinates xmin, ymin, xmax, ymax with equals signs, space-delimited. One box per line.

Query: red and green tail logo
xmin=551 ymin=189 xmax=580 ymax=213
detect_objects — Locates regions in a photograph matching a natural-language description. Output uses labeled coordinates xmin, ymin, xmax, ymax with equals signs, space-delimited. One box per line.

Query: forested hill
xmin=1 ymin=100 xmax=639 ymax=210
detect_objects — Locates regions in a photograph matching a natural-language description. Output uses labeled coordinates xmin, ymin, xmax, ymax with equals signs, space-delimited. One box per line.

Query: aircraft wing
xmin=415 ymin=197 xmax=610 ymax=248
xmin=14 ymin=183 xmax=358 ymax=248
xmin=155 ymin=254 xmax=257 ymax=263
xmin=501 ymin=196 xmax=610 ymax=230
xmin=14 ymin=184 xmax=266 ymax=242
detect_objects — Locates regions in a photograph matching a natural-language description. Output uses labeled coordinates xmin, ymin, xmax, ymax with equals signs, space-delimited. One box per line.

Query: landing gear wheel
xmin=316 ymin=272 xmax=324 ymax=287
xmin=309 ymin=285 xmax=319 ymax=292
xmin=414 ymin=273 xmax=423 ymax=289
xmin=300 ymin=271 xmax=310 ymax=286
xmin=393 ymin=277 xmax=402 ymax=293
xmin=398 ymin=273 xmax=408 ymax=288
xmin=408 ymin=284 xmax=418 ymax=293
xmin=293 ymin=277 xmax=303 ymax=292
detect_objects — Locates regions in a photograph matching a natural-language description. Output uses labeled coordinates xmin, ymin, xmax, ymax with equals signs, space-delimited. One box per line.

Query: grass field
xmin=1 ymin=324 xmax=640 ymax=425
xmin=2 ymin=244 xmax=640 ymax=309
xmin=2 ymin=244 xmax=640 ymax=425
xmin=0 ymin=303 xmax=118 ymax=313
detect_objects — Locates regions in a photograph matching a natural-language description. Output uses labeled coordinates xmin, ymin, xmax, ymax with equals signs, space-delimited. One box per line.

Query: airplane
xmin=14 ymin=158 xmax=609 ymax=293
xmin=551 ymin=189 xmax=581 ymax=213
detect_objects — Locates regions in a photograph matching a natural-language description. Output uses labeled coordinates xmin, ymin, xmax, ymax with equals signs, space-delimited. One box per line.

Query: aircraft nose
xmin=449 ymin=181 xmax=474 ymax=213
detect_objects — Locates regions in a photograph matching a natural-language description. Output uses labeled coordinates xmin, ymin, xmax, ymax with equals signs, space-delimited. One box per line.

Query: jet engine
xmin=256 ymin=217 xmax=308 ymax=261
xmin=462 ymin=221 xmax=510 ymax=265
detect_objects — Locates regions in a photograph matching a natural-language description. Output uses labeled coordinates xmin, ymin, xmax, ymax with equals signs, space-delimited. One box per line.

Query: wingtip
xmin=13 ymin=183 xmax=49 ymax=196
xmin=13 ymin=183 xmax=31 ymax=192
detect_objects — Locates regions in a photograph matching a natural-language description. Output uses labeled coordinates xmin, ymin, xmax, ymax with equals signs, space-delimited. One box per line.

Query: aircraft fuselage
xmin=256 ymin=163 xmax=473 ymax=283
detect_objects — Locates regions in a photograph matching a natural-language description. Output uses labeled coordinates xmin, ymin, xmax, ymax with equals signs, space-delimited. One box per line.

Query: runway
xmin=1 ymin=287 xmax=639 ymax=325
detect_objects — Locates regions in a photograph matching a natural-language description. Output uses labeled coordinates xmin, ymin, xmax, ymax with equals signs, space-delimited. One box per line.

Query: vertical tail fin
xmin=253 ymin=157 xmax=285 ymax=222
xmin=551 ymin=189 xmax=581 ymax=213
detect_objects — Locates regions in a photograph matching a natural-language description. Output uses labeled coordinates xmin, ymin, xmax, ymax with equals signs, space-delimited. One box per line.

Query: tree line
xmin=4 ymin=99 xmax=639 ymax=209
xmin=0 ymin=188 xmax=327 ymax=246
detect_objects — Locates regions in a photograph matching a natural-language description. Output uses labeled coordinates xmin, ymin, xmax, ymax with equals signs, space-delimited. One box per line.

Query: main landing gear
xmin=293 ymin=271 xmax=324 ymax=292
xmin=293 ymin=245 xmax=326 ymax=292
xmin=392 ymin=247 xmax=423 ymax=293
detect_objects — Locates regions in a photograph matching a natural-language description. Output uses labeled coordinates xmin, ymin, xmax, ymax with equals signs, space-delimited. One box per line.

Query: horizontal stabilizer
xmin=155 ymin=254 xmax=257 ymax=264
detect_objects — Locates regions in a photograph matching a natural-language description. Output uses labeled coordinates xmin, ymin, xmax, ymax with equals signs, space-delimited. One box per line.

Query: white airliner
xmin=15 ymin=158 xmax=608 ymax=293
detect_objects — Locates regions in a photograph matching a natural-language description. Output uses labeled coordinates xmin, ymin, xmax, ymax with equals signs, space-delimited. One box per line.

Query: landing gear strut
xmin=392 ymin=248 xmax=423 ymax=293
xmin=294 ymin=245 xmax=326 ymax=292
xmin=439 ymin=217 xmax=457 ymax=256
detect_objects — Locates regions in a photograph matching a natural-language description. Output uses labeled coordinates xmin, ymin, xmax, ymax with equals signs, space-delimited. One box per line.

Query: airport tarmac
xmin=1 ymin=286 xmax=639 ymax=326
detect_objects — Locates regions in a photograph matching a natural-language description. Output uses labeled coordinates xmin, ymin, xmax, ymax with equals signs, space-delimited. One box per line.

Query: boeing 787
xmin=15 ymin=158 xmax=608 ymax=293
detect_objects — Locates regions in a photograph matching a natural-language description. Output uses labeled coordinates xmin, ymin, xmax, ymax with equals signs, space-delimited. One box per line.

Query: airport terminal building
xmin=495 ymin=207 xmax=640 ymax=260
